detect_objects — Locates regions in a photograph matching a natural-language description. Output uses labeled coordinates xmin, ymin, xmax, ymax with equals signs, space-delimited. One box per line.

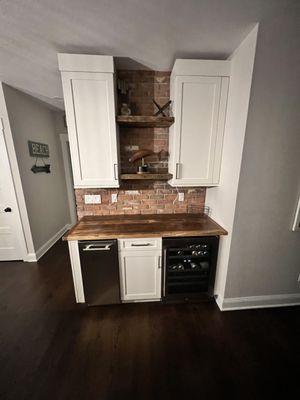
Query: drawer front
xmin=118 ymin=238 xmax=162 ymax=251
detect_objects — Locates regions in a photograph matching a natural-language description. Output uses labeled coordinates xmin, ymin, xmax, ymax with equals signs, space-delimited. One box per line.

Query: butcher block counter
xmin=63 ymin=213 xmax=227 ymax=241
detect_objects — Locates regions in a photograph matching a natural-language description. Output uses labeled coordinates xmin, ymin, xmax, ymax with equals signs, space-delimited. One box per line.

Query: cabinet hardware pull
xmin=163 ymin=249 xmax=167 ymax=296
xmin=176 ymin=163 xmax=180 ymax=179
xmin=158 ymin=255 xmax=162 ymax=269
xmin=131 ymin=243 xmax=151 ymax=247
xmin=113 ymin=164 xmax=118 ymax=180
xmin=83 ymin=244 xmax=112 ymax=251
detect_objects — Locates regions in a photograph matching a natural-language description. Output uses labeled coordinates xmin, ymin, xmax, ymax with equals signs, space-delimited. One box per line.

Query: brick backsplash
xmin=75 ymin=184 xmax=206 ymax=218
xmin=76 ymin=70 xmax=206 ymax=219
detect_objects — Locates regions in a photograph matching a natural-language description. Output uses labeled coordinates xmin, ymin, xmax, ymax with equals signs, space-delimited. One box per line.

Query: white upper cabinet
xmin=169 ymin=59 xmax=230 ymax=187
xmin=58 ymin=54 xmax=119 ymax=188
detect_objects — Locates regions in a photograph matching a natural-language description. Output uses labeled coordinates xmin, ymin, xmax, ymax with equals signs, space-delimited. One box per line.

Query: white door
xmin=61 ymin=71 xmax=119 ymax=188
xmin=170 ymin=76 xmax=228 ymax=186
xmin=119 ymin=251 xmax=162 ymax=301
xmin=0 ymin=120 xmax=25 ymax=260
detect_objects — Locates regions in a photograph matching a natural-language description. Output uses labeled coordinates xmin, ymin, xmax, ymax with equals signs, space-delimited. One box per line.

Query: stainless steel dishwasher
xmin=79 ymin=240 xmax=121 ymax=306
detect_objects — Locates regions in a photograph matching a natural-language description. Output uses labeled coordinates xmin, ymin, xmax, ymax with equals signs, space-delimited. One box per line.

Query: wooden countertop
xmin=63 ymin=214 xmax=227 ymax=241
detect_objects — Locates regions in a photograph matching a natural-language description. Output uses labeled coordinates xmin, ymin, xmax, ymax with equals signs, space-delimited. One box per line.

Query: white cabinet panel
xmin=59 ymin=54 xmax=119 ymax=188
xmin=71 ymin=78 xmax=114 ymax=182
xmin=120 ymin=253 xmax=161 ymax=300
xmin=169 ymin=70 xmax=229 ymax=187
xmin=118 ymin=238 xmax=162 ymax=301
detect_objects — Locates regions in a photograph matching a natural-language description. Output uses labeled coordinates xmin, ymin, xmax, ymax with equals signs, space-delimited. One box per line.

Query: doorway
xmin=0 ymin=118 xmax=27 ymax=260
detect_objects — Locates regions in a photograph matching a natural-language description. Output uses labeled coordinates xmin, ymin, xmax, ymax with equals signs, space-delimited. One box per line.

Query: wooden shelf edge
xmin=121 ymin=173 xmax=173 ymax=181
xmin=116 ymin=115 xmax=174 ymax=128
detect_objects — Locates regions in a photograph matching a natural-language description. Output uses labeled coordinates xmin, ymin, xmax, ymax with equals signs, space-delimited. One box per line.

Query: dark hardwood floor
xmin=0 ymin=240 xmax=299 ymax=400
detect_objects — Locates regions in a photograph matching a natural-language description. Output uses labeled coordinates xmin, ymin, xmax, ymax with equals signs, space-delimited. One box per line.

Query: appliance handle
xmin=82 ymin=243 xmax=112 ymax=251
xmin=163 ymin=248 xmax=167 ymax=297
xmin=131 ymin=243 xmax=151 ymax=247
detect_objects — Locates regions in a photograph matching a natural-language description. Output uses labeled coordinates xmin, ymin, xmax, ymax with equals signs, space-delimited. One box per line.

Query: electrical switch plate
xmin=111 ymin=193 xmax=118 ymax=203
xmin=84 ymin=194 xmax=101 ymax=204
xmin=178 ymin=192 xmax=185 ymax=202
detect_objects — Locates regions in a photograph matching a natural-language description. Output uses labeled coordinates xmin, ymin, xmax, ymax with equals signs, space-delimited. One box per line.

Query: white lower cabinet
xmin=118 ymin=238 xmax=162 ymax=302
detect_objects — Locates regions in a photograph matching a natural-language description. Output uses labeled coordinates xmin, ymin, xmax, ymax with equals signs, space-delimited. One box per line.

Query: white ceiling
xmin=0 ymin=0 xmax=290 ymax=109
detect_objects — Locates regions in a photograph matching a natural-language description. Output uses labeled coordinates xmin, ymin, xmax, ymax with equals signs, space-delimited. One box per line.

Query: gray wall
xmin=3 ymin=85 xmax=70 ymax=251
xmin=225 ymin=9 xmax=300 ymax=297
xmin=52 ymin=111 xmax=68 ymax=135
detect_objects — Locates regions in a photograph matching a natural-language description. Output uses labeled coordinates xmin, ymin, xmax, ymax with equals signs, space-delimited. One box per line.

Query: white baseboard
xmin=216 ymin=293 xmax=300 ymax=311
xmin=24 ymin=224 xmax=71 ymax=262
xmin=23 ymin=252 xmax=38 ymax=262
xmin=215 ymin=293 xmax=224 ymax=310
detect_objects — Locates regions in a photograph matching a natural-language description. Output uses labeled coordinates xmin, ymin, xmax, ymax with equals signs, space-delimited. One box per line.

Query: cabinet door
xmin=61 ymin=71 xmax=119 ymax=188
xmin=119 ymin=251 xmax=162 ymax=301
xmin=170 ymin=76 xmax=228 ymax=186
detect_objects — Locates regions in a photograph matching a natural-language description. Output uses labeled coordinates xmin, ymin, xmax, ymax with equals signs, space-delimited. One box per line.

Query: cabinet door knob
xmin=4 ymin=207 xmax=12 ymax=212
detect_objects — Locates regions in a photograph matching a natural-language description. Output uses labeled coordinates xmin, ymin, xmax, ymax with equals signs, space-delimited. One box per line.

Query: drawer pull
xmin=131 ymin=243 xmax=152 ymax=247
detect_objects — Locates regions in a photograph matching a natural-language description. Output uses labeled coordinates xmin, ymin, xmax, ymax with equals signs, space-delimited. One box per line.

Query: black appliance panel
xmin=79 ymin=240 xmax=121 ymax=306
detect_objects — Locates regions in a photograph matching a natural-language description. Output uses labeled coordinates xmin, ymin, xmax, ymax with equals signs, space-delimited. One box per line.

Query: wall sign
xmin=28 ymin=140 xmax=51 ymax=174
xmin=28 ymin=140 xmax=49 ymax=158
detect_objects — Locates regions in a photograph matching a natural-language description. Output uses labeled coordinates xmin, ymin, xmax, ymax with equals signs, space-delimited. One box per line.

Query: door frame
xmin=60 ymin=134 xmax=77 ymax=225
xmin=0 ymin=118 xmax=27 ymax=260
xmin=0 ymin=83 xmax=35 ymax=261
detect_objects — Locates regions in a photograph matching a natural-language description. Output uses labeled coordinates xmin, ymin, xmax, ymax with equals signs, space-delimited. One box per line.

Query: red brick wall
xmin=118 ymin=70 xmax=170 ymax=174
xmin=76 ymin=184 xmax=206 ymax=218
xmin=75 ymin=70 xmax=206 ymax=218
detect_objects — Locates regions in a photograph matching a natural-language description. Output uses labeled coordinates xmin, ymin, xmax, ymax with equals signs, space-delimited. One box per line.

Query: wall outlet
xmin=178 ymin=192 xmax=185 ymax=202
xmin=84 ymin=194 xmax=101 ymax=204
xmin=111 ymin=193 xmax=118 ymax=203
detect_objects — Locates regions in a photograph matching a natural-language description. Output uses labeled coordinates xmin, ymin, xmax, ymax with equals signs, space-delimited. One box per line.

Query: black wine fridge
xmin=162 ymin=236 xmax=219 ymax=303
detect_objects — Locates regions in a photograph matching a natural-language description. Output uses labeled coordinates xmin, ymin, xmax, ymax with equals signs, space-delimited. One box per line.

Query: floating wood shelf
xmin=116 ymin=116 xmax=174 ymax=128
xmin=121 ymin=173 xmax=173 ymax=181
